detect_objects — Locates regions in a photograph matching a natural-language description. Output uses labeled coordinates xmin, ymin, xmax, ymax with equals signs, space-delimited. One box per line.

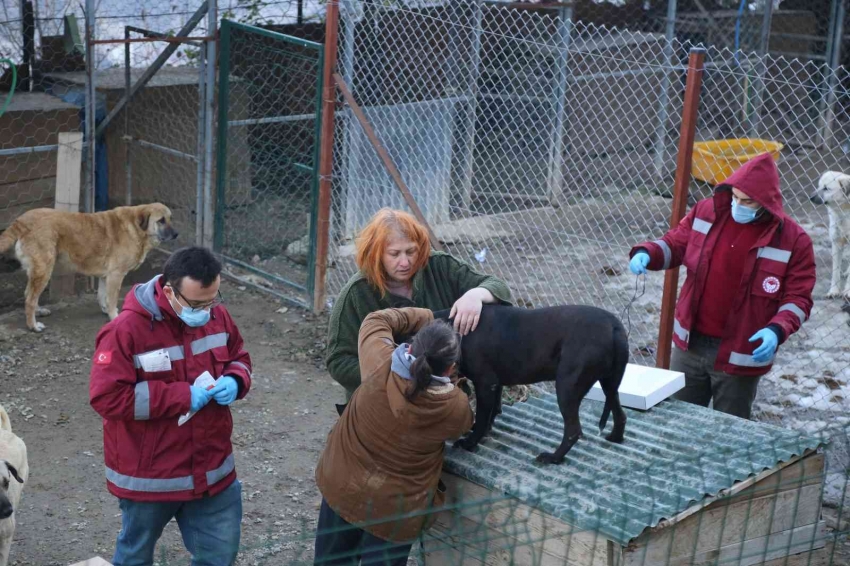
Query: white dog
xmin=811 ymin=171 xmax=850 ymax=299
xmin=0 ymin=405 xmax=27 ymax=566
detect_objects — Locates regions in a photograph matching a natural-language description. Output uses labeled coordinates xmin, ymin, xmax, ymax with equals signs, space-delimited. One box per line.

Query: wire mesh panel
xmin=326 ymin=1 xmax=687 ymax=367
xmin=690 ymin=44 xmax=850 ymax=509
xmin=215 ymin=20 xmax=323 ymax=309
xmin=0 ymin=3 xmax=89 ymax=306
xmin=322 ymin=0 xmax=850 ymax=515
xmin=0 ymin=0 xmax=214 ymax=253
xmin=87 ymin=0 xmax=213 ymax=251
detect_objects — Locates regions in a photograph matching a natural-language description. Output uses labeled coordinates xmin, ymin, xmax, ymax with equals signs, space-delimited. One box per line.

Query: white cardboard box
xmin=69 ymin=558 xmax=112 ymax=566
xmin=585 ymin=363 xmax=685 ymax=410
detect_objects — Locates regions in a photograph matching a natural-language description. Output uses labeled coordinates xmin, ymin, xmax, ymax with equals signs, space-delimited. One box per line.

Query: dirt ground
xmin=0 ymin=255 xmax=338 ymax=566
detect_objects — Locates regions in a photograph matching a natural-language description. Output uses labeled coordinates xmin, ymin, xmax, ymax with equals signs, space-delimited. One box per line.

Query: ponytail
xmin=406 ymin=320 xmax=460 ymax=401
xmin=407 ymin=355 xmax=434 ymax=401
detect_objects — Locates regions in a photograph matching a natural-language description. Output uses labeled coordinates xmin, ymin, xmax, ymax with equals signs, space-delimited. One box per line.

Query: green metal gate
xmin=215 ymin=19 xmax=324 ymax=309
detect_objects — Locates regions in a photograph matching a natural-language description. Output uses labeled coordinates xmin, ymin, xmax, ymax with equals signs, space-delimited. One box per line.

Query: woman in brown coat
xmin=314 ymin=307 xmax=473 ymax=566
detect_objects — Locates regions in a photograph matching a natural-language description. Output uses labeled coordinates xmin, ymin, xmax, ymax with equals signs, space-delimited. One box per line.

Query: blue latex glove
xmin=210 ymin=376 xmax=239 ymax=406
xmin=190 ymin=385 xmax=213 ymax=413
xmin=629 ymin=252 xmax=650 ymax=275
xmin=749 ymin=328 xmax=779 ymax=363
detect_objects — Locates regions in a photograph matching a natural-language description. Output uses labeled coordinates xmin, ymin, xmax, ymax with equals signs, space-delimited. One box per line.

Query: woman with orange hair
xmin=326 ymin=208 xmax=512 ymax=400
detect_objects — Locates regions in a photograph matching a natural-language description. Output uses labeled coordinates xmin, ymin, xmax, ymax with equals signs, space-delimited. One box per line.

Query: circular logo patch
xmin=762 ymin=276 xmax=781 ymax=294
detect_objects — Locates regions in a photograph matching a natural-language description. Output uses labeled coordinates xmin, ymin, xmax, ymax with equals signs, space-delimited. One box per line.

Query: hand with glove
xmin=190 ymin=385 xmax=213 ymax=413
xmin=629 ymin=252 xmax=650 ymax=275
xmin=749 ymin=328 xmax=779 ymax=363
xmin=209 ymin=376 xmax=240 ymax=406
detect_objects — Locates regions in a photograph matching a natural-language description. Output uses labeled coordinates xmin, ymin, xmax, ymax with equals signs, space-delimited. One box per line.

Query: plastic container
xmin=691 ymin=138 xmax=784 ymax=185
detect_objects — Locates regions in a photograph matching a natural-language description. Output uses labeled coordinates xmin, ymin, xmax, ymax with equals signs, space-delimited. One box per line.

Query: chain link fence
xmin=322 ymin=0 xmax=850 ymax=501
xmin=0 ymin=0 xmax=213 ymax=281
xmin=88 ymin=1 xmax=323 ymax=254
xmin=693 ymin=44 xmax=850 ymax=506
xmin=0 ymin=1 xmax=88 ymax=306
xmin=326 ymin=0 xmax=685 ymax=361
xmin=215 ymin=19 xmax=323 ymax=309
xmin=0 ymin=0 xmax=319 ymax=270
xmin=87 ymin=0 xmax=214 ymax=251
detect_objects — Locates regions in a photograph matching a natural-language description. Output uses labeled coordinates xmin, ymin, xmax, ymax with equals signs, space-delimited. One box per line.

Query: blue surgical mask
xmin=731 ymin=200 xmax=761 ymax=224
xmin=177 ymin=307 xmax=210 ymax=327
xmin=168 ymin=292 xmax=211 ymax=327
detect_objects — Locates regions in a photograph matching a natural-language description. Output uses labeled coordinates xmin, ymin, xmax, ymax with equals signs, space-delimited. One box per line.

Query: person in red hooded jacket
xmin=628 ymin=153 xmax=816 ymax=419
xmin=90 ymin=246 xmax=252 ymax=566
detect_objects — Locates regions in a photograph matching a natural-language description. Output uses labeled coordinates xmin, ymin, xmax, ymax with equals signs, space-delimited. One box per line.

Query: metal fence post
xmin=546 ymin=3 xmax=572 ymax=204
xmin=124 ymin=26 xmax=132 ymax=206
xmin=202 ymin=0 xmax=217 ymax=248
xmin=213 ymin=19 xmax=232 ymax=252
xmin=656 ymin=47 xmax=706 ymax=370
xmin=820 ymin=0 xmax=845 ymax=147
xmin=457 ymin=0 xmax=483 ymax=212
xmin=747 ymin=0 xmax=774 ymax=137
xmin=195 ymin=42 xmax=208 ymax=246
xmin=313 ymin=0 xmax=341 ymax=313
xmin=84 ymin=0 xmax=95 ymax=213
xmin=652 ymin=0 xmax=677 ymax=181
xmin=306 ymin=43 xmax=326 ymax=305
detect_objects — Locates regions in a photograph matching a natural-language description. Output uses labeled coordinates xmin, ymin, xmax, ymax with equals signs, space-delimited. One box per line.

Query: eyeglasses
xmin=169 ymin=286 xmax=224 ymax=311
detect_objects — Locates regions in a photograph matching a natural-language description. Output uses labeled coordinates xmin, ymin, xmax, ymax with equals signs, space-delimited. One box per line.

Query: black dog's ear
xmin=432 ymin=309 xmax=452 ymax=322
xmin=4 ymin=461 xmax=22 ymax=484
xmin=138 ymin=211 xmax=150 ymax=231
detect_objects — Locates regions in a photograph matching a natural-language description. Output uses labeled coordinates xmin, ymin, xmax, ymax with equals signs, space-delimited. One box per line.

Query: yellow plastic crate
xmin=691 ymin=138 xmax=784 ymax=185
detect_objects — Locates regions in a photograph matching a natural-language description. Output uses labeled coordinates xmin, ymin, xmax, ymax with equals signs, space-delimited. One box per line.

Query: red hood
xmin=716 ymin=152 xmax=783 ymax=218
xmin=122 ymin=275 xmax=175 ymax=322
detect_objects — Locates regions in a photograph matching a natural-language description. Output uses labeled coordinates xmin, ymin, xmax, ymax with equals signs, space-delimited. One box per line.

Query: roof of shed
xmin=44 ymin=67 xmax=201 ymax=90
xmin=442 ymin=394 xmax=823 ymax=547
xmin=3 ymin=92 xmax=79 ymax=113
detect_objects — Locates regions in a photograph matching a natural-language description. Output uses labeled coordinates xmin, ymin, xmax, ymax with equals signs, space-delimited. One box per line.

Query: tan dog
xmin=0 ymin=203 xmax=178 ymax=331
xmin=0 ymin=404 xmax=27 ymax=566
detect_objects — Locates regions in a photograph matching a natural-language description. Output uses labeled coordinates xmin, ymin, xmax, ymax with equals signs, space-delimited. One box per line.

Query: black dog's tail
xmin=598 ymin=403 xmax=612 ymax=434
xmin=599 ymin=321 xmax=629 ymax=433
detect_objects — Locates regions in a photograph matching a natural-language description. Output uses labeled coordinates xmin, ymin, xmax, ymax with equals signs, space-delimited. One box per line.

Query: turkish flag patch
xmin=94 ymin=351 xmax=112 ymax=365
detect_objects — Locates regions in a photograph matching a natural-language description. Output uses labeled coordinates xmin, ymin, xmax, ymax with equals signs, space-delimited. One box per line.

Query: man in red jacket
xmin=628 ymin=153 xmax=815 ymax=419
xmin=90 ymin=246 xmax=252 ymax=565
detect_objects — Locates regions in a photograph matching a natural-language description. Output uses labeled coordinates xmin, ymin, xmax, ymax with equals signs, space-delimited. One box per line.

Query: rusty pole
xmin=312 ymin=0 xmax=340 ymax=313
xmin=656 ymin=47 xmax=706 ymax=370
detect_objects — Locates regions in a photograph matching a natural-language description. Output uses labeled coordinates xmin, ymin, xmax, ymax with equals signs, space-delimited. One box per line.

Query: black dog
xmin=434 ymin=304 xmax=628 ymax=464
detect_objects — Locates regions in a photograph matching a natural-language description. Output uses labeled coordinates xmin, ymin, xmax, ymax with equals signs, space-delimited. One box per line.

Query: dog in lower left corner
xmin=0 ymin=404 xmax=27 ymax=566
xmin=434 ymin=304 xmax=628 ymax=464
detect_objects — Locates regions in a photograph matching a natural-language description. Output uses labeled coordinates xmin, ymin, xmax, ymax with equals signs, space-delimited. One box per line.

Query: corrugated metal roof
xmin=442 ymin=393 xmax=823 ymax=546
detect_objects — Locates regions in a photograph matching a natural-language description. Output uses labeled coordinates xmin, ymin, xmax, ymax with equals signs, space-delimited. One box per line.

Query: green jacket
xmin=326 ymin=251 xmax=512 ymax=399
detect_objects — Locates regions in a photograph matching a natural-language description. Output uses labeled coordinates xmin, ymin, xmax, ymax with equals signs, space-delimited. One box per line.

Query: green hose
xmin=0 ymin=59 xmax=17 ymax=118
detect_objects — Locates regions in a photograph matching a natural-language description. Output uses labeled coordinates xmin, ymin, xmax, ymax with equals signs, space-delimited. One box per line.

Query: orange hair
xmin=355 ymin=208 xmax=431 ymax=296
